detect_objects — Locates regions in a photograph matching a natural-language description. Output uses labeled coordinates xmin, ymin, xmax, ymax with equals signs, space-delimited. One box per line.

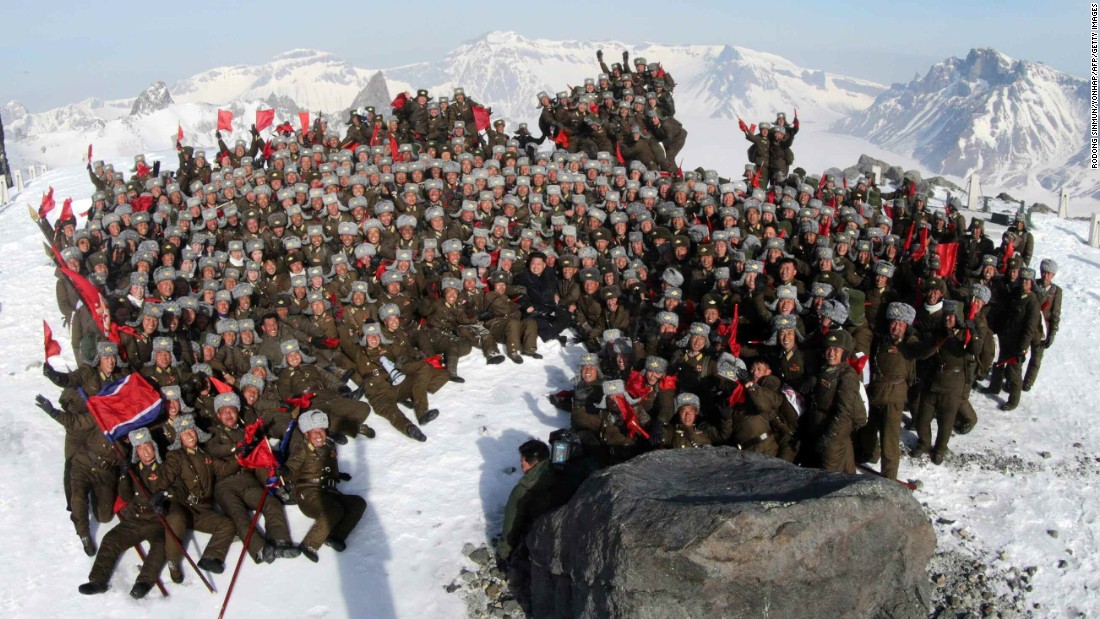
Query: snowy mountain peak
xmin=129 ymin=81 xmax=173 ymax=116
xmin=835 ymin=48 xmax=1093 ymax=198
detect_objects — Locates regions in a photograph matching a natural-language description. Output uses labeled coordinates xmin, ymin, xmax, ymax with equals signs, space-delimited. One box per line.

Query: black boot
xmin=487 ymin=353 xmax=505 ymax=365
xmin=359 ymin=423 xmax=376 ymax=439
xmin=168 ymin=561 xmax=183 ymax=584
xmin=522 ymin=351 xmax=543 ymax=359
xmin=417 ymin=409 xmax=439 ymax=425
xmin=507 ymin=351 xmax=524 ymax=364
xmin=197 ymin=557 xmax=225 ymax=574
xmin=448 ymin=374 xmax=465 ymax=383
xmin=330 ymin=432 xmax=348 ymax=445
xmin=406 ymin=425 xmax=427 ymax=442
xmin=299 ymin=544 xmax=319 ymax=563
xmin=262 ymin=543 xmax=277 ymax=564
xmin=80 ymin=535 xmax=96 ymax=557
xmin=130 ymin=581 xmax=153 ymax=599
xmin=78 ymin=581 xmax=108 ymax=595
xmin=324 ymin=537 xmax=347 ymax=552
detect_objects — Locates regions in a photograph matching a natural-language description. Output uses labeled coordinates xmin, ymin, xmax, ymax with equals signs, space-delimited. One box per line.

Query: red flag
xmin=59 ymin=198 xmax=74 ymax=222
xmin=176 ymin=124 xmax=184 ymax=143
xmin=87 ymin=373 xmax=164 ymax=441
xmin=727 ymin=381 xmax=746 ymax=407
xmin=274 ymin=121 xmax=293 ymax=135
xmin=625 ymin=369 xmax=652 ymax=399
xmin=999 ymin=241 xmax=1015 ymax=274
xmin=217 ymin=109 xmax=234 ymax=132
xmin=658 ymin=374 xmax=678 ymax=391
xmin=935 ymin=242 xmax=959 ymax=278
xmin=552 ymin=130 xmax=570 ymax=149
xmin=284 ymin=392 xmax=315 ymax=410
xmin=38 ymin=187 xmax=56 ymax=219
xmin=727 ymin=303 xmax=742 ymax=357
xmin=751 ymin=168 xmax=761 ymax=189
xmin=298 ymin=111 xmax=310 ymax=134
xmin=255 ymin=109 xmax=275 ymax=132
xmin=112 ymin=495 xmax=129 ymax=514
xmin=44 ymin=321 xmax=61 ymax=359
xmin=391 ymin=93 xmax=408 ymax=110
xmin=424 ymin=355 xmax=445 ymax=370
xmin=262 ymin=139 xmax=274 ymax=160
xmin=209 ymin=375 xmax=234 ymax=394
xmin=615 ymin=142 xmax=625 ymax=164
xmin=87 ymin=144 xmax=93 ymax=163
xmin=903 ymin=221 xmax=917 ymax=252
xmin=57 ymin=263 xmax=119 ymax=347
xmin=135 ymin=162 xmax=151 ymax=177
xmin=369 ymin=124 xmax=381 ymax=147
xmin=129 ymin=195 xmax=154 ymax=213
xmin=847 ymin=351 xmax=871 ymax=384
xmin=471 ymin=105 xmax=491 ymax=132
xmin=611 ymin=394 xmax=649 ymax=440
xmin=237 ymin=419 xmax=279 ymax=472
xmin=389 ymin=134 xmax=399 ymax=161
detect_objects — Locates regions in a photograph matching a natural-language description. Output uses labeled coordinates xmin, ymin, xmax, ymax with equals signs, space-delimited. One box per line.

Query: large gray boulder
xmin=527 ymin=448 xmax=934 ymax=619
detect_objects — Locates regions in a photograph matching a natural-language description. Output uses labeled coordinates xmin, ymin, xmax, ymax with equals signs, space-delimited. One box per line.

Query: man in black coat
xmin=513 ymin=252 xmax=571 ymax=342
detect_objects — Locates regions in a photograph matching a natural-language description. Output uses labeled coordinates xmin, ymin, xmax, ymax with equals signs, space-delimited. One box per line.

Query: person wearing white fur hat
xmin=283 ymin=409 xmax=366 ymax=562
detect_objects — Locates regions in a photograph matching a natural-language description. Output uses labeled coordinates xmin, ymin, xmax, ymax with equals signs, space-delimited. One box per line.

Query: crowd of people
xmin=34 ymin=47 xmax=1061 ymax=605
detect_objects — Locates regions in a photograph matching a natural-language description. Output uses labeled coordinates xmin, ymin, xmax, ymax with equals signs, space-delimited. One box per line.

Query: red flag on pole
xmin=611 ymin=394 xmax=650 ymax=440
xmin=298 ymin=111 xmax=310 ymax=134
xmin=208 ymin=375 xmax=234 ymax=394
xmin=552 ymin=130 xmax=570 ymax=149
xmin=615 ymin=142 xmax=625 ymax=164
xmin=87 ymin=144 xmax=93 ymax=163
xmin=38 ymin=187 xmax=56 ymax=219
xmin=59 ymin=198 xmax=74 ymax=222
xmin=390 ymin=93 xmax=408 ymax=110
xmin=56 ymin=261 xmax=120 ymax=347
xmin=176 ymin=124 xmax=184 ymax=142
xmin=935 ymin=242 xmax=959 ymax=278
xmin=471 ymin=105 xmax=490 ymax=132
xmin=255 ymin=109 xmax=275 ymax=132
xmin=236 ymin=419 xmax=279 ymax=472
xmin=217 ymin=109 xmax=234 ymax=132
xmin=727 ymin=303 xmax=742 ymax=357
xmin=44 ymin=321 xmax=61 ymax=359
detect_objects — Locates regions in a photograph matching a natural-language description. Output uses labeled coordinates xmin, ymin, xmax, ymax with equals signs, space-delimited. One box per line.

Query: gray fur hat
xmin=298 ymin=409 xmax=329 ymax=434
xmin=820 ymin=299 xmax=849 ymax=326
xmin=885 ymin=302 xmax=917 ymax=325
xmin=643 ymin=356 xmax=668 ymax=374
xmin=213 ymin=392 xmax=241 ymax=412
xmin=661 ymin=267 xmax=684 ymax=287
xmin=716 ymin=353 xmax=746 ymax=382
xmin=1039 ymin=259 xmax=1058 ymax=274
xmin=128 ymin=427 xmax=161 ymax=463
xmin=970 ymin=284 xmax=991 ymax=304
xmin=674 ymin=392 xmax=700 ymax=411
xmin=168 ymin=414 xmax=211 ymax=450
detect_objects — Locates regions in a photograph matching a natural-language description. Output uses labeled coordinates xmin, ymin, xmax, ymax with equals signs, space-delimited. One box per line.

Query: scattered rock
xmin=1039 ymin=451 xmax=1051 ymax=459
xmin=462 ymin=543 xmax=476 ymax=557
xmin=1047 ymin=529 xmax=1059 ymax=539
xmin=468 ymin=548 xmax=491 ymax=567
xmin=1058 ymin=559 xmax=1069 ymax=569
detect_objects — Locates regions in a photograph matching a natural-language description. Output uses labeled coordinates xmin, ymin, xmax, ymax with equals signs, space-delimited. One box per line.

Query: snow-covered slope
xmin=834 ymin=48 xmax=1093 ymax=199
xmin=1 ymin=164 xmax=1098 ymax=618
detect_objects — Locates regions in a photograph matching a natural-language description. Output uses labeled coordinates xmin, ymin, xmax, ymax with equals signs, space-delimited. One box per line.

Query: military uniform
xmin=283 ymin=437 xmax=365 ymax=554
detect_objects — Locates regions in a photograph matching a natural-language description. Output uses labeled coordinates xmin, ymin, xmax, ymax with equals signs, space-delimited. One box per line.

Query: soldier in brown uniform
xmin=282 ymin=410 xmax=366 ymax=562
xmin=660 ymin=392 xmax=733 ymax=449
xmin=985 ymin=268 xmax=1042 ymax=410
xmin=204 ymin=392 xmax=300 ymax=562
xmin=352 ymin=322 xmax=431 ymax=440
xmin=275 ymin=339 xmax=374 ymax=441
xmin=78 ymin=428 xmax=171 ymax=599
xmin=155 ymin=415 xmax=238 ymax=576
xmin=807 ymin=330 xmax=867 ymax=473
xmin=1023 ymin=259 xmax=1062 ymax=391
xmin=912 ymin=300 xmax=983 ymax=464
xmin=864 ymin=303 xmax=938 ymax=479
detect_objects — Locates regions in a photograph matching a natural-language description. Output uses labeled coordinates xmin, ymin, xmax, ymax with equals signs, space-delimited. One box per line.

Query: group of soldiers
xmin=35 ymin=47 xmax=1061 ymax=602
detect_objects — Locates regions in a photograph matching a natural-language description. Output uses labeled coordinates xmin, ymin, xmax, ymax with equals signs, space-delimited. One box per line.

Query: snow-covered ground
xmin=1 ymin=158 xmax=1098 ymax=618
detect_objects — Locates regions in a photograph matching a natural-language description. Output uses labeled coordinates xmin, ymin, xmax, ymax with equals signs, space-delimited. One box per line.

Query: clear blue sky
xmin=0 ymin=0 xmax=1079 ymax=112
